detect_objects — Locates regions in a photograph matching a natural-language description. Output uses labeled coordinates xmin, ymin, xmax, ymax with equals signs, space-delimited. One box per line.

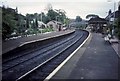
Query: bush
xmin=116 ymin=17 xmax=120 ymax=40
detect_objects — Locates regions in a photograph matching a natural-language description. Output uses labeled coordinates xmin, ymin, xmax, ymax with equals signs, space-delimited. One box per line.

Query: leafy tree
xmin=26 ymin=18 xmax=29 ymax=28
xmin=35 ymin=18 xmax=38 ymax=28
xmin=39 ymin=12 xmax=49 ymax=24
xmin=118 ymin=17 xmax=120 ymax=40
xmin=47 ymin=9 xmax=59 ymax=21
xmin=26 ymin=14 xmax=34 ymax=29
xmin=17 ymin=14 xmax=26 ymax=35
xmin=55 ymin=9 xmax=66 ymax=23
xmin=115 ymin=17 xmax=120 ymax=39
xmin=75 ymin=16 xmax=82 ymax=22
xmin=2 ymin=7 xmax=17 ymax=40
xmin=64 ymin=18 xmax=70 ymax=26
xmin=2 ymin=22 xmax=11 ymax=40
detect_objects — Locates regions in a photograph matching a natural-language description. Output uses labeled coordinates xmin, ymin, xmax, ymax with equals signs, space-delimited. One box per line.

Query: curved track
xmin=2 ymin=29 xmax=89 ymax=81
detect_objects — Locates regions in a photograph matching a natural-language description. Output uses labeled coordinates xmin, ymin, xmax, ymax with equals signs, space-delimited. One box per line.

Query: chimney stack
xmin=108 ymin=9 xmax=112 ymax=15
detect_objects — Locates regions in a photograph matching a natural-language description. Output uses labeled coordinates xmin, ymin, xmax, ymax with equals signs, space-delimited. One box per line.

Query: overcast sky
xmin=0 ymin=0 xmax=120 ymax=19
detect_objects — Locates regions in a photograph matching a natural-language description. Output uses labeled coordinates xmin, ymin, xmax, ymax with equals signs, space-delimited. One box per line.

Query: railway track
xmin=2 ymin=32 xmax=75 ymax=63
xmin=2 ymin=34 xmax=76 ymax=71
xmin=2 ymin=30 xmax=89 ymax=81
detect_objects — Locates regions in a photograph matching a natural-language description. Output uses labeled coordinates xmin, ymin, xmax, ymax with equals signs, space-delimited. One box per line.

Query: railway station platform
xmin=50 ymin=33 xmax=119 ymax=80
xmin=2 ymin=30 xmax=75 ymax=54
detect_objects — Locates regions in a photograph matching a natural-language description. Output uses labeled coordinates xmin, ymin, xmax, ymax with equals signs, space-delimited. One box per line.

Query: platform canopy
xmin=88 ymin=17 xmax=107 ymax=24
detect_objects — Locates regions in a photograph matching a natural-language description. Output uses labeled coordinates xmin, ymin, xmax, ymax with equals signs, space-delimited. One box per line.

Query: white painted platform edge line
xmin=19 ymin=30 xmax=75 ymax=47
xmin=44 ymin=31 xmax=91 ymax=81
xmin=116 ymin=53 xmax=120 ymax=58
xmin=109 ymin=42 xmax=120 ymax=58
xmin=112 ymin=45 xmax=120 ymax=58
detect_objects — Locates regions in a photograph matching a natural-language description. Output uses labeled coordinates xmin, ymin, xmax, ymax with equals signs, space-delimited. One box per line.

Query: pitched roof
xmin=47 ymin=20 xmax=62 ymax=25
xmin=106 ymin=10 xmax=120 ymax=19
xmin=88 ymin=17 xmax=107 ymax=24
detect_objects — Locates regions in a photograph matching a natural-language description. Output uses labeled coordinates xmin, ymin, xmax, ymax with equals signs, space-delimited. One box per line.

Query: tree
xmin=2 ymin=22 xmax=11 ymax=40
xmin=64 ymin=18 xmax=70 ymax=26
xmin=46 ymin=3 xmax=53 ymax=11
xmin=17 ymin=14 xmax=26 ymax=35
xmin=54 ymin=9 xmax=66 ymax=23
xmin=2 ymin=6 xmax=17 ymax=40
xmin=75 ymin=16 xmax=82 ymax=22
xmin=47 ymin=9 xmax=67 ymax=23
xmin=118 ymin=17 xmax=120 ymax=40
xmin=26 ymin=14 xmax=34 ymax=28
xmin=26 ymin=17 xmax=29 ymax=28
xmin=115 ymin=17 xmax=120 ymax=39
xmin=39 ymin=12 xmax=48 ymax=24
xmin=47 ymin=9 xmax=59 ymax=21
xmin=35 ymin=18 xmax=38 ymax=28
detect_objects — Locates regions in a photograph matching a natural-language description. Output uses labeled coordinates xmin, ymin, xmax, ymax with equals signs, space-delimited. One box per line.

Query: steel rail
xmin=2 ymin=35 xmax=76 ymax=72
xmin=16 ymin=33 xmax=84 ymax=81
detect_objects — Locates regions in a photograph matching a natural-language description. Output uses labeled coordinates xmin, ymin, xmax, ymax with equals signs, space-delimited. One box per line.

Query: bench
xmin=109 ymin=39 xmax=119 ymax=44
xmin=104 ymin=35 xmax=119 ymax=44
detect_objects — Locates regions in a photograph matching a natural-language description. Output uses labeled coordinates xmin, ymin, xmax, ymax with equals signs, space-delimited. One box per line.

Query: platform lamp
xmin=107 ymin=0 xmax=116 ymax=38
xmin=40 ymin=12 xmax=43 ymax=34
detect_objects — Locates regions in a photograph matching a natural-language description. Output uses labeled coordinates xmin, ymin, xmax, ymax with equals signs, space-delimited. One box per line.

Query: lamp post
xmin=56 ymin=16 xmax=61 ymax=31
xmin=40 ymin=12 xmax=42 ymax=34
xmin=41 ymin=12 xmax=42 ymax=22
xmin=107 ymin=0 xmax=116 ymax=38
xmin=56 ymin=16 xmax=59 ymax=21
xmin=56 ymin=16 xmax=58 ymax=26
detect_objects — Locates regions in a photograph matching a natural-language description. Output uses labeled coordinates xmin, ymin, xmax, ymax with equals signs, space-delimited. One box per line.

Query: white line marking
xmin=19 ymin=30 xmax=75 ymax=47
xmin=44 ymin=31 xmax=91 ymax=81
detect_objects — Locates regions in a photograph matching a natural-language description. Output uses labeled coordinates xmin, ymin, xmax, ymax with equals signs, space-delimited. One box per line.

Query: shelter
xmin=88 ymin=17 xmax=107 ymax=33
xmin=47 ymin=20 xmax=62 ymax=31
xmin=38 ymin=21 xmax=46 ymax=29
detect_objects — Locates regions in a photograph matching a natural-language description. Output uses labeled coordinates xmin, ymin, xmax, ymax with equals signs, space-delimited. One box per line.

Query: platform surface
xmin=2 ymin=30 xmax=74 ymax=54
xmin=51 ymin=33 xmax=119 ymax=80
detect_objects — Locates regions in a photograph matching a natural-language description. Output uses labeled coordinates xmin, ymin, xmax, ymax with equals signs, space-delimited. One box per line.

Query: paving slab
xmin=109 ymin=37 xmax=119 ymax=57
xmin=51 ymin=33 xmax=119 ymax=80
